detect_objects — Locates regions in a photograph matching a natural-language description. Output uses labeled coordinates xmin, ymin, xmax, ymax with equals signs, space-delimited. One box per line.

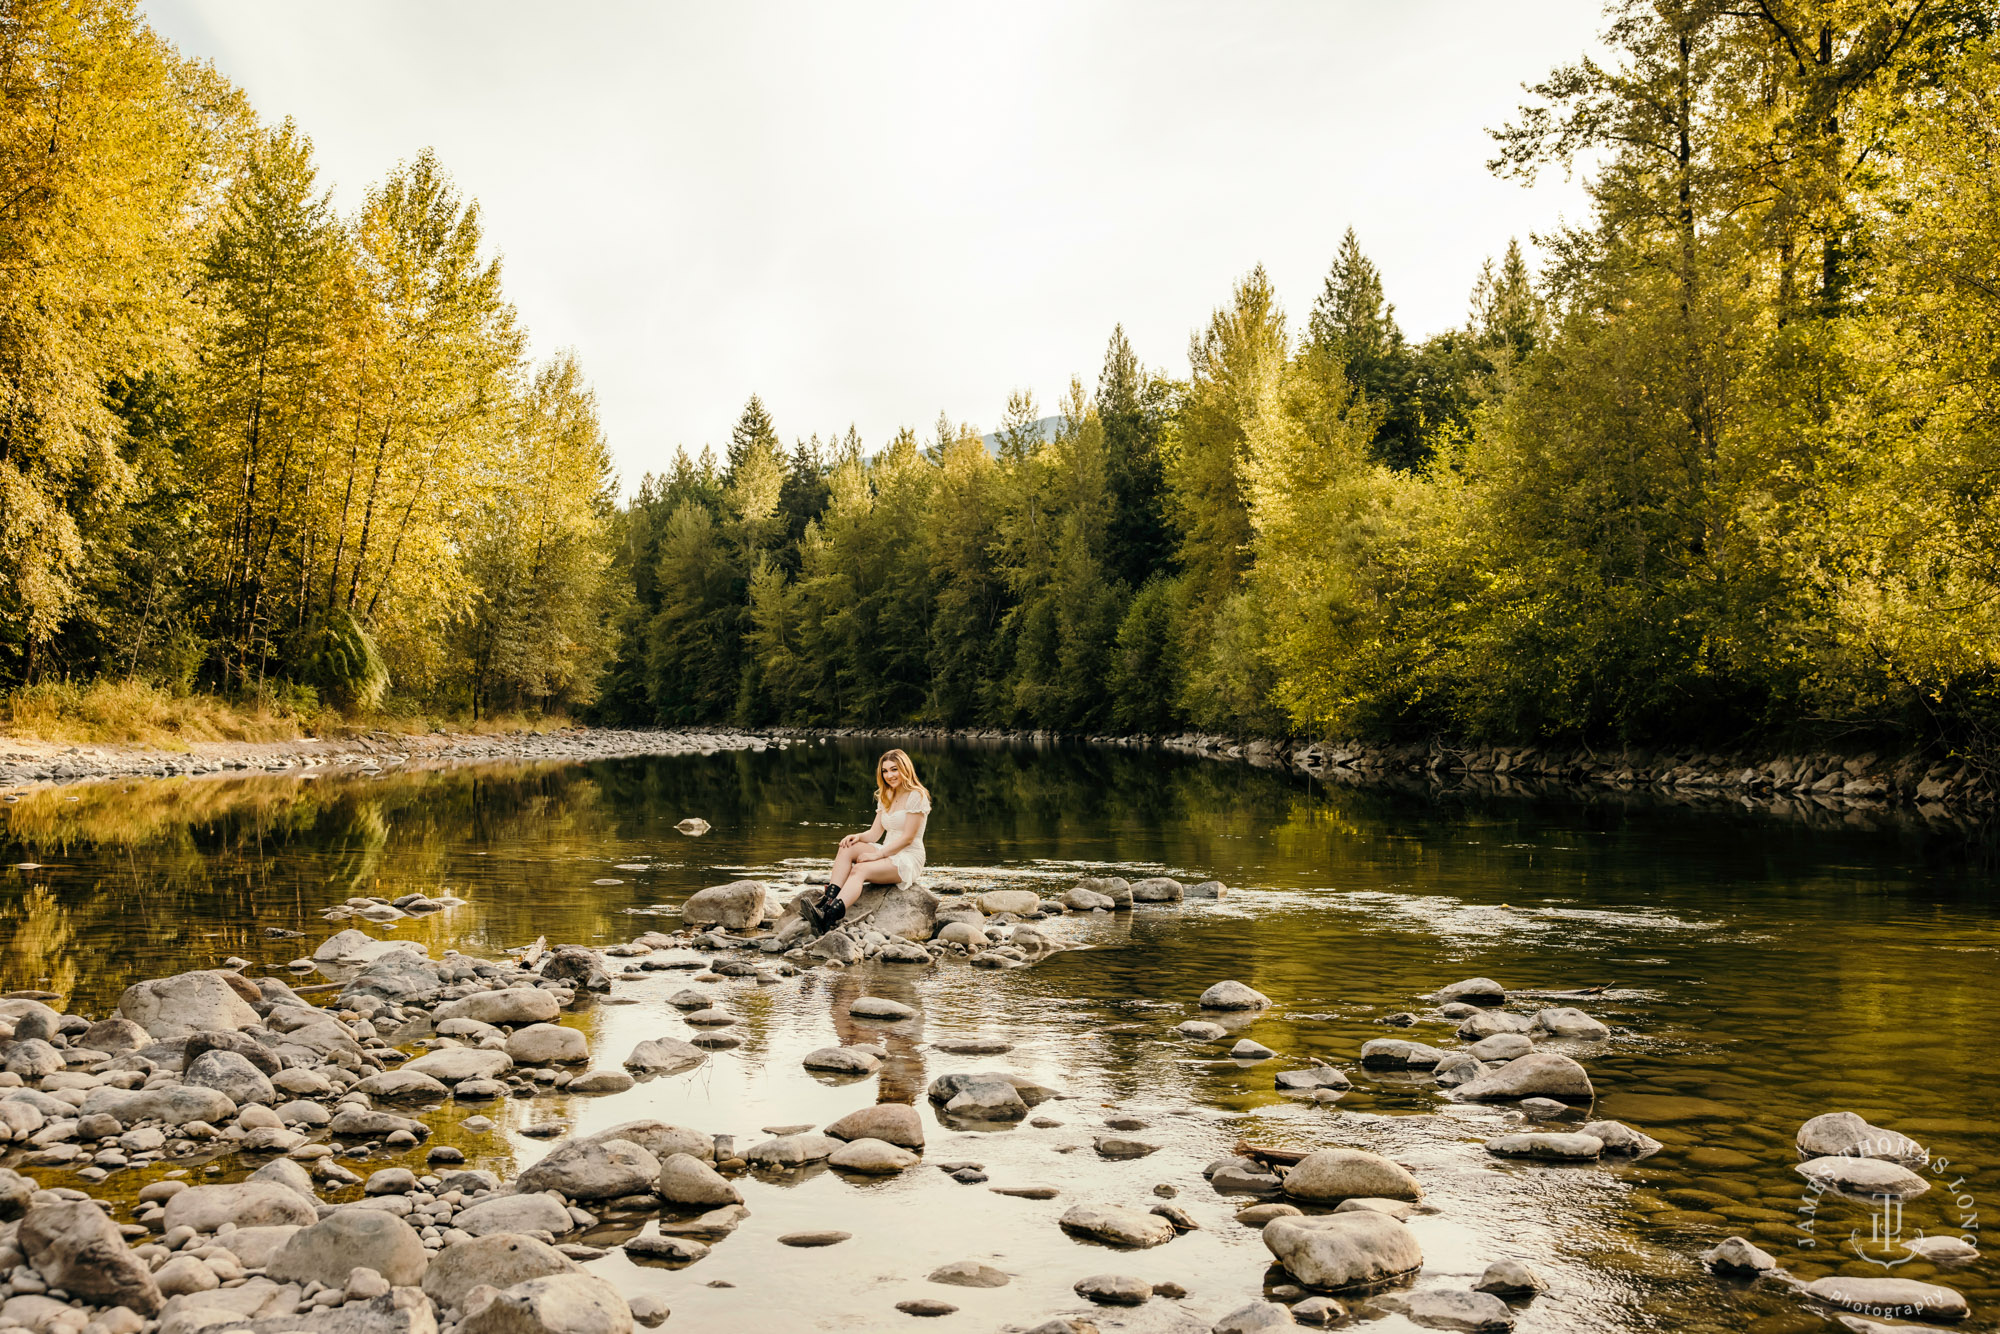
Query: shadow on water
xmin=2 ymin=737 xmax=1997 ymax=1332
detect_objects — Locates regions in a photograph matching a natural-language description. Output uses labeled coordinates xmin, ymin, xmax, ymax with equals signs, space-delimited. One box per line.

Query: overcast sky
xmin=144 ymin=1 xmax=1604 ymax=485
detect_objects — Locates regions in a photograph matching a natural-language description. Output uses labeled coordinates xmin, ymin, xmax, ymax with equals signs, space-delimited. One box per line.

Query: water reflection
xmin=2 ymin=741 xmax=1997 ymax=1331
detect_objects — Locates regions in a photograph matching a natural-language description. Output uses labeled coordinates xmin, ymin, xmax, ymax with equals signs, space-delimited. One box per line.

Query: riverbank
xmin=0 ymin=729 xmax=775 ymax=793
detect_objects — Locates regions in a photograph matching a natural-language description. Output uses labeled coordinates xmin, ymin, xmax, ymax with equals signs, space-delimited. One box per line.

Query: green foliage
xmin=0 ymin=5 xmax=620 ymax=718
xmin=290 ymin=607 xmax=386 ymax=710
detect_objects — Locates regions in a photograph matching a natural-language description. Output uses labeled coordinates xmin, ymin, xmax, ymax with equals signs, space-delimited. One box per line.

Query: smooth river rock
xmin=1359 ymin=1039 xmax=1445 ymax=1069
xmin=18 ymin=1200 xmax=164 ymax=1314
xmin=825 ymin=1102 xmax=923 ymax=1149
xmin=1434 ymin=977 xmax=1505 ymax=1004
xmin=117 ymin=970 xmax=262 ymax=1039
xmin=1451 ymin=1052 xmax=1595 ymax=1102
xmin=432 ymin=988 xmax=560 ymax=1027
xmin=454 ymin=1193 xmax=575 ymax=1238
xmin=1578 ymin=1120 xmax=1663 ymax=1158
xmin=423 ymin=1234 xmax=582 ymax=1309
xmin=506 ymin=1024 xmax=589 ymax=1065
xmin=1058 ymin=1203 xmax=1176 ymax=1248
xmin=658 ymin=1153 xmax=740 ymax=1206
xmin=1376 ymin=1289 xmax=1517 ymax=1331
xmin=1484 ymin=1133 xmax=1603 ymax=1161
xmin=1263 ymin=1212 xmax=1424 ymax=1290
xmin=518 ymin=1137 xmax=662 ymax=1201
xmin=681 ymin=881 xmax=770 ymax=929
xmin=165 ymin=1182 xmax=320 ymax=1233
xmin=268 ymin=1210 xmax=427 ymax=1288
xmin=1199 ymin=981 xmax=1271 ymax=1011
xmin=461 ymin=1272 xmax=635 ymax=1334
xmin=1796 ymin=1111 xmax=1928 ymax=1166
xmin=1801 ymin=1276 xmax=1969 ymax=1322
xmin=1796 ymin=1155 xmax=1930 ymax=1198
xmin=1282 ymin=1149 xmax=1423 ymax=1203
xmin=405 ymin=1047 xmax=514 ymax=1083
xmin=1533 ymin=1006 xmax=1611 ymax=1039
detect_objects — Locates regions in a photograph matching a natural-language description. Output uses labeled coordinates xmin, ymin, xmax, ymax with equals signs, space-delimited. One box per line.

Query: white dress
xmin=877 ymin=790 xmax=932 ymax=886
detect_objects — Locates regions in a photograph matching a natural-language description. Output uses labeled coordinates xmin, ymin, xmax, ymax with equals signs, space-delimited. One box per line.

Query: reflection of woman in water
xmin=800 ymin=749 xmax=931 ymax=932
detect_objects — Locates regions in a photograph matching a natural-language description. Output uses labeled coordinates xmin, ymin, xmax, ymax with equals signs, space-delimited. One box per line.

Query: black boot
xmin=819 ymin=886 xmax=848 ymax=929
xmin=797 ymin=890 xmax=827 ymax=933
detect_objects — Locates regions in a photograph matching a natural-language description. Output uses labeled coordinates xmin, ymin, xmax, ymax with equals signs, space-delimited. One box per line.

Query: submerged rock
xmin=1800 ymin=1276 xmax=1968 ymax=1322
xmin=623 ymin=1038 xmax=707 ymax=1076
xmin=1376 ymin=1288 xmax=1516 ymax=1330
xmin=1483 ymin=1133 xmax=1603 ymax=1161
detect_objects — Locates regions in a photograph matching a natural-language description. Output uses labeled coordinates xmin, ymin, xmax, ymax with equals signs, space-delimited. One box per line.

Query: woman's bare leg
xmin=838 ymin=856 xmax=902 ymax=908
xmin=829 ymin=842 xmax=860 ymax=884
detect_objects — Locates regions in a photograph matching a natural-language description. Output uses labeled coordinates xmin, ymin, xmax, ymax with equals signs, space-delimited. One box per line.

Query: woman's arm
xmin=840 ymin=811 xmax=886 ymax=849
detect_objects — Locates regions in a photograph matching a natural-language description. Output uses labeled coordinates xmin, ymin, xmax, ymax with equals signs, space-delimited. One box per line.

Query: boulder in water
xmin=1262 ymin=1212 xmax=1423 ymax=1290
xmin=1199 ymin=980 xmax=1271 ymax=1010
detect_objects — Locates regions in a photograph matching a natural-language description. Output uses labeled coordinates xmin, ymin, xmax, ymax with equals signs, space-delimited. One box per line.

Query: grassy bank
xmin=0 ymin=680 xmax=571 ymax=750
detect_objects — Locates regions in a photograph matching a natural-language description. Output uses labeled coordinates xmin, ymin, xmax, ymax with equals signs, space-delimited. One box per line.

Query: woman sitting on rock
xmin=800 ymin=749 xmax=931 ymax=932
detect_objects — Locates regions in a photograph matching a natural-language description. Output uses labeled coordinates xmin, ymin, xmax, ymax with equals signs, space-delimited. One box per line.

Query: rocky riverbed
xmin=0 ymin=731 xmax=772 ymax=794
xmin=0 ymin=859 xmax=1986 ymax=1334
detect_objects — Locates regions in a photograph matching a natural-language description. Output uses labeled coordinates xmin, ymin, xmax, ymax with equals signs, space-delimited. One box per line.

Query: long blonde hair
xmin=875 ymin=748 xmax=930 ymax=810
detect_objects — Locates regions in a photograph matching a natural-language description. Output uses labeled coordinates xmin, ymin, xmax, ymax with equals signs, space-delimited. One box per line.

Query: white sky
xmin=144 ymin=1 xmax=1604 ymax=486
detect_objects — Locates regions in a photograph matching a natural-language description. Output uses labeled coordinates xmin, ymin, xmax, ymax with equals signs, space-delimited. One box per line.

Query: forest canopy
xmin=8 ymin=1 xmax=2000 ymax=756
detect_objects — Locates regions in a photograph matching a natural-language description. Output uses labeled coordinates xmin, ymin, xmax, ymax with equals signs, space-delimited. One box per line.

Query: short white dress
xmin=878 ymin=790 xmax=932 ymax=886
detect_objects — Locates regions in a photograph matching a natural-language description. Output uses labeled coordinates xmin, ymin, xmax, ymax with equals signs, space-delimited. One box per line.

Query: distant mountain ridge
xmin=978 ymin=415 xmax=1061 ymax=456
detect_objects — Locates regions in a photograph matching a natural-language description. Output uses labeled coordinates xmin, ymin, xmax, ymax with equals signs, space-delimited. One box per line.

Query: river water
xmin=1 ymin=739 xmax=1994 ymax=1333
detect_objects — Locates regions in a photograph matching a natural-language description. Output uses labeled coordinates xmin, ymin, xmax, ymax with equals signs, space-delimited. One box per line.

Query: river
xmin=1 ymin=738 xmax=1994 ymax=1332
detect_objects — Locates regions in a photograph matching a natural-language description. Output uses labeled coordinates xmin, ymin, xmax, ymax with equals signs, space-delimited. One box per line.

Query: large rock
xmin=850 ymin=884 xmax=941 ymax=941
xmin=78 ymin=1084 xmax=236 ymax=1128
xmin=974 ymin=889 xmax=1042 ymax=916
xmin=78 ymin=1016 xmax=149 ymax=1053
xmin=943 ymin=1077 xmax=1028 ymax=1120
xmin=1263 ymin=1212 xmax=1424 ymax=1290
xmin=1533 ymin=1007 xmax=1610 ymax=1039
xmin=506 ymin=1025 xmax=588 ymax=1065
xmin=185 ymin=1029 xmax=284 ymax=1076
xmin=185 ymin=1049 xmax=277 ymax=1105
xmin=177 ymin=1288 xmax=436 ymax=1334
xmin=539 ymin=947 xmax=610 ymax=994
xmin=432 ymin=989 xmax=560 ymax=1027
xmin=1198 ymin=981 xmax=1271 ymax=1011
xmin=328 ymin=1105 xmax=431 ymax=1140
xmin=1800 ymin=1276 xmax=1969 ymax=1322
xmin=354 ymin=1070 xmax=452 ymax=1101
xmin=117 ymin=971 xmax=262 ymax=1039
xmin=744 ymin=1133 xmax=840 ymax=1167
xmin=423 ymin=1235 xmax=581 ymax=1310
xmin=454 ymin=1193 xmax=575 ymax=1238
xmin=1451 ymin=1053 xmax=1594 ymax=1103
xmin=1063 ymin=886 xmax=1116 ymax=912
xmin=1129 ymin=877 xmax=1184 ymax=903
xmin=658 ymin=1153 xmax=740 ymax=1206
xmin=165 ymin=1182 xmax=319 ymax=1233
xmin=1456 ymin=1011 xmax=1534 ymax=1040
xmin=1282 ymin=1149 xmax=1423 ymax=1203
xmin=517 ymin=1138 xmax=661 ymax=1201
xmin=1433 ymin=977 xmax=1505 ymax=1004
xmin=1796 ymin=1156 xmax=1930 ymax=1198
xmin=623 ymin=1038 xmax=706 ymax=1076
xmin=578 ymin=1121 xmax=713 ymax=1163
xmin=828 ymin=1138 xmax=919 ymax=1173
xmin=248 ymin=1157 xmax=320 ymax=1203
xmin=1796 ymin=1111 xmax=1927 ymax=1166
xmin=18 ymin=1200 xmax=164 ymax=1314
xmin=1360 ymin=1039 xmax=1445 ymax=1069
xmin=680 ymin=881 xmax=770 ymax=929
xmin=268 ymin=1210 xmax=427 ymax=1288
xmin=5 ymin=1039 xmax=63 ymax=1078
xmin=314 ymin=929 xmax=374 ymax=961
xmin=825 ymin=1102 xmax=923 ymax=1149
xmin=1058 ymin=1203 xmax=1176 ymax=1248
xmin=342 ymin=952 xmax=446 ymax=1004
xmin=461 ymin=1272 xmax=634 ymax=1334
xmin=804 ymin=1046 xmax=881 ymax=1075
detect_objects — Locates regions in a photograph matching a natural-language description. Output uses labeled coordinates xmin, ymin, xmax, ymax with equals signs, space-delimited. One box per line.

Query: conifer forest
xmin=5 ymin=1 xmax=2000 ymax=754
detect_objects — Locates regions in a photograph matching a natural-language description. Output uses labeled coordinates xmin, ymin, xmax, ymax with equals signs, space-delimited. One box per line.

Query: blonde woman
xmin=801 ymin=748 xmax=932 ymax=932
